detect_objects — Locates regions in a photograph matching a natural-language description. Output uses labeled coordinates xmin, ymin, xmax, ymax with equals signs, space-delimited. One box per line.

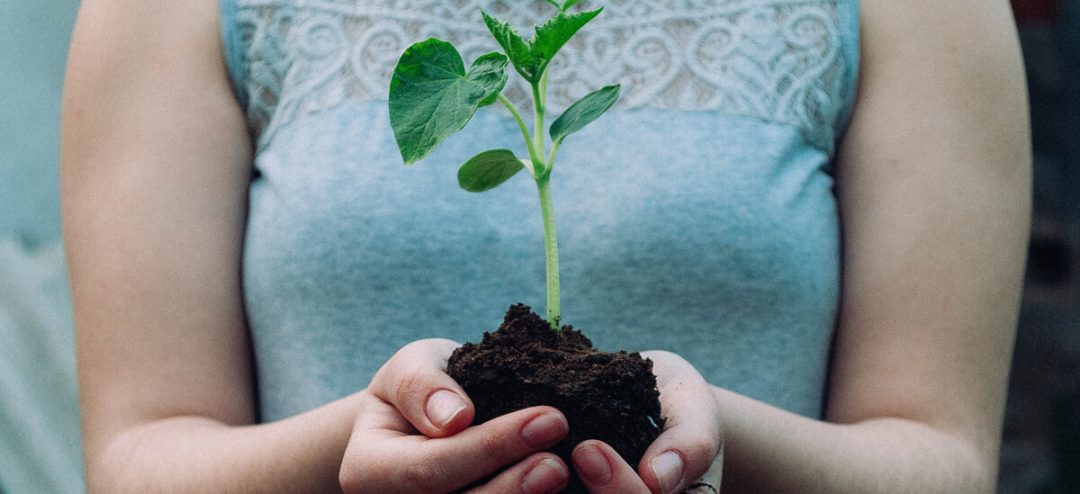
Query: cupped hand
xmin=339 ymin=338 xmax=572 ymax=494
xmin=571 ymin=350 xmax=724 ymax=494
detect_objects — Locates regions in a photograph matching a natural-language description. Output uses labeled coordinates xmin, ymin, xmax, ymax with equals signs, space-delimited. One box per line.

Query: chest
xmin=233 ymin=0 xmax=855 ymax=150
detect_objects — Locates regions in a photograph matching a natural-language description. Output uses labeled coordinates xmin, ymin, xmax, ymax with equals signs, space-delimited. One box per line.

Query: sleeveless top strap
xmin=220 ymin=0 xmax=249 ymax=109
xmin=833 ymin=0 xmax=859 ymax=156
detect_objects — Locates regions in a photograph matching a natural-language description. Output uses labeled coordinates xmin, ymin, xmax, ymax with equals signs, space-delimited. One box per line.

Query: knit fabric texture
xmin=221 ymin=0 xmax=860 ymax=422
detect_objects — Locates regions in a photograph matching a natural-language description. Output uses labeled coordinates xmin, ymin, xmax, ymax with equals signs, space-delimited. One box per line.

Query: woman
xmin=61 ymin=0 xmax=1030 ymax=491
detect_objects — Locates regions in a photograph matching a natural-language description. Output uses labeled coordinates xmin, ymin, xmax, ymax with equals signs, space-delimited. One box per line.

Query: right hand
xmin=339 ymin=339 xmax=572 ymax=494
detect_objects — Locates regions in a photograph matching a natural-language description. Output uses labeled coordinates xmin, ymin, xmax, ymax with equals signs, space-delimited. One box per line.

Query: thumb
xmin=369 ymin=338 xmax=475 ymax=437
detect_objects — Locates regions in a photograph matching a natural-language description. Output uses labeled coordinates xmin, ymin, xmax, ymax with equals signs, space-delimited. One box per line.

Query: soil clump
xmin=447 ymin=304 xmax=664 ymax=493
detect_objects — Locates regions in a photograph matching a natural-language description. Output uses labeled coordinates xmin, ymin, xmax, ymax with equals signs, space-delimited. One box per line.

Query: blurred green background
xmin=1 ymin=1 xmax=83 ymax=493
xmin=1 ymin=0 xmax=77 ymax=245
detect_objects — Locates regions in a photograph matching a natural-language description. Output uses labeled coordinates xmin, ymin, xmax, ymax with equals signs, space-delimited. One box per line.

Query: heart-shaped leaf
xmin=550 ymin=84 xmax=620 ymax=143
xmin=458 ymin=149 xmax=525 ymax=192
xmin=389 ymin=39 xmax=509 ymax=164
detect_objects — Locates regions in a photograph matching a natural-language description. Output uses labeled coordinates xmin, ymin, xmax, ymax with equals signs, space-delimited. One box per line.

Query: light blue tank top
xmin=221 ymin=0 xmax=860 ymax=422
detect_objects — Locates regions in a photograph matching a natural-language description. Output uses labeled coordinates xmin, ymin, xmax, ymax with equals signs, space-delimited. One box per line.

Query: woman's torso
xmin=220 ymin=0 xmax=859 ymax=422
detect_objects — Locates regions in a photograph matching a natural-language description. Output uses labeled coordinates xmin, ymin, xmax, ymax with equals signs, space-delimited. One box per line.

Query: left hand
xmin=339 ymin=339 xmax=571 ymax=493
xmin=571 ymin=350 xmax=724 ymax=494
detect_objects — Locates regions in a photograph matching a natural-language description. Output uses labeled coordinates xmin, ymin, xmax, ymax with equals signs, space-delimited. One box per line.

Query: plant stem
xmin=531 ymin=71 xmax=560 ymax=330
xmin=531 ymin=81 xmax=546 ymax=175
xmin=536 ymin=175 xmax=561 ymax=329
xmin=499 ymin=78 xmax=561 ymax=330
xmin=498 ymin=94 xmax=540 ymax=174
xmin=546 ymin=139 xmax=562 ymax=173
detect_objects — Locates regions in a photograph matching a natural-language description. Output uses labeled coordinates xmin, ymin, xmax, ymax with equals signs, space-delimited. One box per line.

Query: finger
xmin=682 ymin=441 xmax=724 ymax=494
xmin=351 ymin=389 xmax=415 ymax=436
xmin=369 ymin=338 xmax=475 ymax=437
xmin=464 ymin=453 xmax=569 ymax=494
xmin=342 ymin=406 xmax=569 ymax=493
xmin=638 ymin=351 xmax=723 ymax=494
xmin=684 ymin=466 xmax=723 ymax=494
xmin=572 ymin=440 xmax=652 ymax=493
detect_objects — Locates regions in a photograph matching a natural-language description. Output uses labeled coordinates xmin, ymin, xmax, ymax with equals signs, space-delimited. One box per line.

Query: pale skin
xmin=61 ymin=0 xmax=1029 ymax=492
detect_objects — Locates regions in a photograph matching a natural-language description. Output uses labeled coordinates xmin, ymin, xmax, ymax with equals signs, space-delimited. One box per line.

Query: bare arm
xmin=716 ymin=0 xmax=1030 ymax=491
xmin=63 ymin=2 xmax=583 ymax=493
xmin=62 ymin=0 xmax=359 ymax=490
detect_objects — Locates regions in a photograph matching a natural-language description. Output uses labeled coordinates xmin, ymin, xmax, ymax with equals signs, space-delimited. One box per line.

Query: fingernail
xmin=522 ymin=458 xmax=567 ymax=494
xmin=651 ymin=451 xmax=684 ymax=494
xmin=426 ymin=390 xmax=467 ymax=429
xmin=521 ymin=412 xmax=567 ymax=448
xmin=574 ymin=444 xmax=612 ymax=486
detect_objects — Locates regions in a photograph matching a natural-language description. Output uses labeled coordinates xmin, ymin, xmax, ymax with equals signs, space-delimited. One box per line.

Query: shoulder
xmin=847 ymin=0 xmax=1029 ymax=173
xmin=65 ymin=0 xmax=226 ymax=96
xmin=856 ymin=0 xmax=1026 ymax=108
xmin=63 ymin=0 xmax=245 ymax=173
xmin=70 ymin=0 xmax=221 ymax=39
xmin=858 ymin=0 xmax=1020 ymax=47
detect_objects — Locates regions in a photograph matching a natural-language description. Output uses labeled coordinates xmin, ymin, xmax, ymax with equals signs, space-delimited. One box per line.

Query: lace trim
xmin=230 ymin=0 xmax=853 ymax=151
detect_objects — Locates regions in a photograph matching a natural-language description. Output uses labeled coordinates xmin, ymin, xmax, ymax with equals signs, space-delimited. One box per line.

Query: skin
xmin=62 ymin=1 xmax=717 ymax=491
xmin=61 ymin=0 xmax=1029 ymax=492
xmin=714 ymin=0 xmax=1030 ymax=491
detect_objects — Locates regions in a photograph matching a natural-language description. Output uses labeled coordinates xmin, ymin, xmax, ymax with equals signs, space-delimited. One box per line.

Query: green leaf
xmin=481 ymin=8 xmax=601 ymax=83
xmin=482 ymin=12 xmax=540 ymax=81
xmin=458 ymin=149 xmax=525 ymax=192
xmin=389 ymin=39 xmax=509 ymax=164
xmin=531 ymin=8 xmax=602 ymax=69
xmin=549 ymin=84 xmax=620 ymax=143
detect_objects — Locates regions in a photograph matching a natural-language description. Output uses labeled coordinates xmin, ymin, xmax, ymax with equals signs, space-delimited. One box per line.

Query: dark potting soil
xmin=447 ymin=304 xmax=664 ymax=493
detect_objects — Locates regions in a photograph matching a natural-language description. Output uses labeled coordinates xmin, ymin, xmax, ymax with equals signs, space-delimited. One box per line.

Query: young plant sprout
xmin=389 ymin=0 xmax=619 ymax=330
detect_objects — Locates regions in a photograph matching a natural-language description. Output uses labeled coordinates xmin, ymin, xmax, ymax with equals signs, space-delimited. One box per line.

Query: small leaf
xmin=530 ymin=8 xmax=602 ymax=69
xmin=549 ymin=84 xmax=620 ymax=143
xmin=473 ymin=54 xmax=511 ymax=108
xmin=458 ymin=149 xmax=525 ymax=192
xmin=482 ymin=12 xmax=540 ymax=81
xmin=389 ymin=39 xmax=509 ymax=164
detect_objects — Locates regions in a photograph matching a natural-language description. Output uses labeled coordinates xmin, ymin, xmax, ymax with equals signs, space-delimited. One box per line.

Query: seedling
xmin=389 ymin=0 xmax=618 ymax=330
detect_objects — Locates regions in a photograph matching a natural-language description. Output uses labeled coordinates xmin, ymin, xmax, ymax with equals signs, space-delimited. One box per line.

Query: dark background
xmin=1002 ymin=0 xmax=1080 ymax=492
